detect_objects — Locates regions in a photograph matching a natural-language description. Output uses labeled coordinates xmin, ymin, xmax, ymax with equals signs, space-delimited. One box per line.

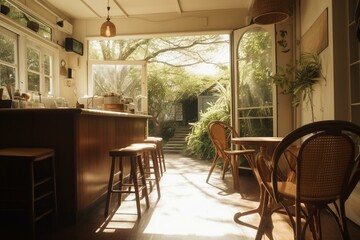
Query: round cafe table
xmin=231 ymin=137 xmax=283 ymax=233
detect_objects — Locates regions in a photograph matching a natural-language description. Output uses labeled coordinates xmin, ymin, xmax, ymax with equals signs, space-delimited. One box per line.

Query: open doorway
xmin=87 ymin=34 xmax=231 ymax=138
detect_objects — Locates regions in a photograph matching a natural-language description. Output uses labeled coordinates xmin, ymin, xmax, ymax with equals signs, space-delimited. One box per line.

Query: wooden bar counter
xmin=0 ymin=108 xmax=151 ymax=225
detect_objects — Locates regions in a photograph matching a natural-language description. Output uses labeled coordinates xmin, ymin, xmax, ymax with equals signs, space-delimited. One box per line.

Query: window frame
xmin=88 ymin=60 xmax=148 ymax=114
xmin=0 ymin=25 xmax=18 ymax=90
xmin=232 ymin=24 xmax=277 ymax=137
xmin=26 ymin=41 xmax=55 ymax=95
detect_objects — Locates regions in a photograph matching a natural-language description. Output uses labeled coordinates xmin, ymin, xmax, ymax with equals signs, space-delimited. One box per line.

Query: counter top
xmin=0 ymin=108 xmax=152 ymax=119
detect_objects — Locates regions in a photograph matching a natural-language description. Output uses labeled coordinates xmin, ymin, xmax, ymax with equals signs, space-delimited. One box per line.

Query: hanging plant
xmin=271 ymin=52 xmax=325 ymax=121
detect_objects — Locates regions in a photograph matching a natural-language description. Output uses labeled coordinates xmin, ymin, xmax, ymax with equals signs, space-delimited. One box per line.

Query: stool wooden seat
xmin=144 ymin=137 xmax=166 ymax=176
xmin=105 ymin=145 xmax=150 ymax=219
xmin=131 ymin=143 xmax=161 ymax=198
xmin=0 ymin=148 xmax=57 ymax=237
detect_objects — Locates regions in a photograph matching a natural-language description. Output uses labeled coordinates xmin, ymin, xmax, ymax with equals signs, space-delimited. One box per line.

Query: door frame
xmin=231 ymin=24 xmax=277 ymax=136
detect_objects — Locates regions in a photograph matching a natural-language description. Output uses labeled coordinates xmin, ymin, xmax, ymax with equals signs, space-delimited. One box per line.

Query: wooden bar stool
xmin=144 ymin=137 xmax=166 ymax=176
xmin=104 ymin=145 xmax=150 ymax=219
xmin=0 ymin=148 xmax=57 ymax=237
xmin=131 ymin=143 xmax=161 ymax=199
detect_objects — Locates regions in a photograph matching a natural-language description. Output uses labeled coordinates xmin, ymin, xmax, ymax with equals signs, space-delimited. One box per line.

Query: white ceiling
xmin=37 ymin=0 xmax=253 ymax=20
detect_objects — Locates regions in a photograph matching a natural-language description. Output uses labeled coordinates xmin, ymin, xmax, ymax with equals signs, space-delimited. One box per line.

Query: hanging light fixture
xmin=100 ymin=0 xmax=116 ymax=37
xmin=252 ymin=0 xmax=292 ymax=25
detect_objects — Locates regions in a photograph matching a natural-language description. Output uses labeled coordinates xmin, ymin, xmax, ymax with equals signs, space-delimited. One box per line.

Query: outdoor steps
xmin=163 ymin=126 xmax=191 ymax=154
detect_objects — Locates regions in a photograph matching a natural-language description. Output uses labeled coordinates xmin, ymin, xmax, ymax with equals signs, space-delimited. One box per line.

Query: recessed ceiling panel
xmin=180 ymin=0 xmax=249 ymax=12
xmin=45 ymin=0 xmax=95 ymax=19
xmin=117 ymin=0 xmax=179 ymax=16
xmin=42 ymin=0 xmax=252 ymax=19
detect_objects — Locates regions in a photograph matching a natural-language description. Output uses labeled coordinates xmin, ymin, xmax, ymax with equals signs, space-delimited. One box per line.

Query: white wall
xmin=299 ymin=0 xmax=350 ymax=125
xmin=300 ymin=0 xmax=359 ymax=227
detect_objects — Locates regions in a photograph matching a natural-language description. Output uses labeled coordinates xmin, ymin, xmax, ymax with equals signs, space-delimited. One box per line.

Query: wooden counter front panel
xmin=75 ymin=114 xmax=146 ymax=213
xmin=0 ymin=111 xmax=77 ymax=224
xmin=0 ymin=109 xmax=148 ymax=224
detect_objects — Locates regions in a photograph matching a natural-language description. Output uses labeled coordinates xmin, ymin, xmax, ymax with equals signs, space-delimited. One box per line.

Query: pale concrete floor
xmin=3 ymin=153 xmax=360 ymax=240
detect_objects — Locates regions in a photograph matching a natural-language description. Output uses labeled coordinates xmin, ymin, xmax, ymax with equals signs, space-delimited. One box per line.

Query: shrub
xmin=184 ymin=82 xmax=230 ymax=160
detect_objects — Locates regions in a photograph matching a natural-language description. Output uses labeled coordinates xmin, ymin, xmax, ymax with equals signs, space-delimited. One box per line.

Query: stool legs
xmin=104 ymin=154 xmax=149 ymax=219
xmin=104 ymin=157 xmax=116 ymax=217
xmin=134 ymin=155 xmax=150 ymax=216
xmin=156 ymin=145 xmax=164 ymax=176
xmin=158 ymin=141 xmax=166 ymax=173
xmin=142 ymin=149 xmax=161 ymax=198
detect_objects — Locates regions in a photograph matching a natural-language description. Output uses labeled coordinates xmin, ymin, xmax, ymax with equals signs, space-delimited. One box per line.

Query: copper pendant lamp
xmin=252 ymin=0 xmax=292 ymax=25
xmin=100 ymin=0 xmax=116 ymax=37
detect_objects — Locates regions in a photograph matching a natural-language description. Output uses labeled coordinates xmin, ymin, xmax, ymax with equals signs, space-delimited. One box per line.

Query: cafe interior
xmin=0 ymin=0 xmax=360 ymax=239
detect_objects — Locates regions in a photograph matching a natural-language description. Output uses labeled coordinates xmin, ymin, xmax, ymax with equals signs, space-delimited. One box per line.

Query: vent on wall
xmin=56 ymin=19 xmax=73 ymax=35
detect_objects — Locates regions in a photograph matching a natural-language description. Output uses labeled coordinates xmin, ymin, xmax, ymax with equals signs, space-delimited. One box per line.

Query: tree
xmin=88 ymin=35 xmax=230 ymax=135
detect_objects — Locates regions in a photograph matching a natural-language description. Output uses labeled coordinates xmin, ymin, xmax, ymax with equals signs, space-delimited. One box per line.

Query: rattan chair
xmin=206 ymin=120 xmax=256 ymax=191
xmin=255 ymin=120 xmax=360 ymax=240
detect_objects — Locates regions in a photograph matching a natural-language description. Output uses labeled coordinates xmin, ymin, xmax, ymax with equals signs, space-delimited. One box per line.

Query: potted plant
xmin=272 ymin=52 xmax=325 ymax=122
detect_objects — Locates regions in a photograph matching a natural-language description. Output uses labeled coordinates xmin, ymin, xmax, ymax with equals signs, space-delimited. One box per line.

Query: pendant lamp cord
xmin=107 ymin=0 xmax=110 ymax=21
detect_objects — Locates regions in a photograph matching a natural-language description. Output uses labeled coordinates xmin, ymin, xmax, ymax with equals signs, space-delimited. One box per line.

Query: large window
xmin=0 ymin=26 xmax=17 ymax=89
xmin=88 ymin=60 xmax=147 ymax=114
xmin=0 ymin=25 xmax=55 ymax=97
xmin=26 ymin=43 xmax=53 ymax=94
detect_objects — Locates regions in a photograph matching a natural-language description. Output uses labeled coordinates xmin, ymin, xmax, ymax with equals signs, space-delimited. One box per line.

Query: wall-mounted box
xmin=65 ymin=38 xmax=83 ymax=56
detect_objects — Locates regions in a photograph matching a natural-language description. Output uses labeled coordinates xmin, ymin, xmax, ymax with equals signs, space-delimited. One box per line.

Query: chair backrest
xmin=271 ymin=120 xmax=360 ymax=203
xmin=208 ymin=120 xmax=239 ymax=158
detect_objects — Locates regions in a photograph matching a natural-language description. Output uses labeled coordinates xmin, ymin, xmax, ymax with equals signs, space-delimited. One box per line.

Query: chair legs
xmin=206 ymin=154 xmax=220 ymax=182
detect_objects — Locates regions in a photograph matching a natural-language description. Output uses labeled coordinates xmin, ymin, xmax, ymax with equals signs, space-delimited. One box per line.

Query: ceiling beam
xmin=80 ymin=0 xmax=101 ymax=18
xmin=176 ymin=0 xmax=183 ymax=14
xmin=114 ymin=0 xmax=129 ymax=18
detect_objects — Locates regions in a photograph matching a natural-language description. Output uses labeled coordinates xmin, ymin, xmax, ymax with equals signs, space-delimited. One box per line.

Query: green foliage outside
xmin=0 ymin=33 xmax=16 ymax=87
xmin=88 ymin=35 xmax=229 ymax=137
xmin=185 ymin=81 xmax=231 ymax=160
xmin=237 ymin=28 xmax=273 ymax=137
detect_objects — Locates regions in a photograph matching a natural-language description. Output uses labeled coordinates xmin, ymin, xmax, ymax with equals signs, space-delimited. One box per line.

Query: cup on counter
xmin=54 ymin=97 xmax=67 ymax=108
xmin=11 ymin=100 xmax=20 ymax=109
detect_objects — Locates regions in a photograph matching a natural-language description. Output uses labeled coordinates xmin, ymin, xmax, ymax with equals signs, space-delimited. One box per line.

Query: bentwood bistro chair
xmin=206 ymin=120 xmax=256 ymax=191
xmin=255 ymin=120 xmax=360 ymax=240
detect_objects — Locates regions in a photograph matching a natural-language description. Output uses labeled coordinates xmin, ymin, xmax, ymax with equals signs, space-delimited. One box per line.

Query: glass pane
xmin=43 ymin=54 xmax=51 ymax=75
xmin=27 ymin=47 xmax=40 ymax=72
xmin=238 ymin=28 xmax=272 ymax=59
xmin=239 ymin=117 xmax=273 ymax=137
xmin=0 ymin=34 xmax=15 ymax=64
xmin=27 ymin=72 xmax=40 ymax=92
xmin=351 ymin=63 xmax=360 ymax=103
xmin=237 ymin=28 xmax=273 ymax=137
xmin=0 ymin=64 xmax=16 ymax=87
xmin=349 ymin=0 xmax=358 ymax=23
xmin=92 ymin=64 xmax=116 ymax=95
xmin=351 ymin=104 xmax=360 ymax=126
xmin=92 ymin=63 xmax=145 ymax=113
xmin=44 ymin=76 xmax=50 ymax=93
xmin=115 ymin=65 xmax=142 ymax=98
xmin=350 ymin=23 xmax=360 ymax=64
